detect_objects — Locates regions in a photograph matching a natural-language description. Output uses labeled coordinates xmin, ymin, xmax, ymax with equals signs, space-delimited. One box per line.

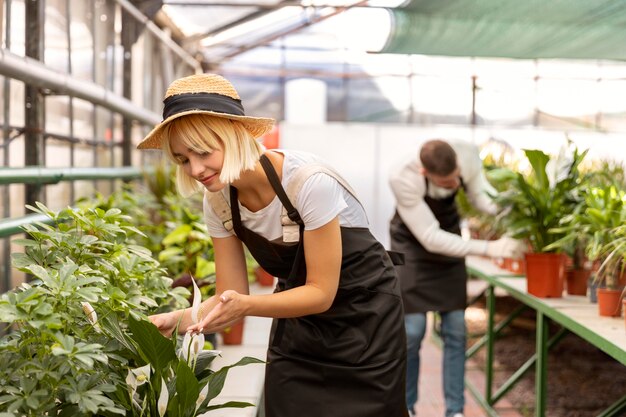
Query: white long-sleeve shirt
xmin=389 ymin=140 xmax=497 ymax=258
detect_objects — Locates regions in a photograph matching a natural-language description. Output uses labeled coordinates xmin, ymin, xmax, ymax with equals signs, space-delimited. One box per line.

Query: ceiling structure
xmin=147 ymin=0 xmax=399 ymax=71
xmin=144 ymin=0 xmax=626 ymax=70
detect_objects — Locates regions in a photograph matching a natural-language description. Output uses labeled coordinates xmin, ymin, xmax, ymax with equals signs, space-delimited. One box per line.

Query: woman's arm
xmin=187 ymin=217 xmax=342 ymax=334
xmin=149 ymin=234 xmax=249 ymax=335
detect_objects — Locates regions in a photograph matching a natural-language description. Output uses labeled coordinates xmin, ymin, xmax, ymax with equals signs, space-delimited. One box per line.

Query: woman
xmin=140 ymin=73 xmax=408 ymax=417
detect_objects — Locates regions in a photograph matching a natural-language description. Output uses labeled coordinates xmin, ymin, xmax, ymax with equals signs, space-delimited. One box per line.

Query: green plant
xmin=158 ymin=203 xmax=215 ymax=288
xmin=595 ymin=221 xmax=626 ymax=290
xmin=0 ymin=202 xmax=261 ymax=416
xmin=546 ymin=185 xmax=626 ymax=266
xmin=84 ymin=166 xmax=216 ymax=298
xmin=489 ymin=144 xmax=588 ymax=253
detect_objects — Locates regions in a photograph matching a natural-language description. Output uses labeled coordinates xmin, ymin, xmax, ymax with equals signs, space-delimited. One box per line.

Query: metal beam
xmin=182 ymin=0 xmax=294 ymax=44
xmin=0 ymin=49 xmax=161 ymax=126
xmin=24 ymin=0 xmax=44 ymax=207
xmin=164 ymin=0 xmax=379 ymax=7
xmin=114 ymin=0 xmax=202 ymax=73
xmin=215 ymin=0 xmax=368 ymax=62
xmin=0 ymin=166 xmax=144 ymax=185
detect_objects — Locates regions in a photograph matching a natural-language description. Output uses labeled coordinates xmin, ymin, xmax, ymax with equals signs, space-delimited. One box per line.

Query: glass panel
xmin=475 ymin=77 xmax=535 ymax=126
xmin=411 ymin=75 xmax=472 ymax=125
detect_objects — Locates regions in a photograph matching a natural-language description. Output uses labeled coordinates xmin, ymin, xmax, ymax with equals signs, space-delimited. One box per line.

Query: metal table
xmin=465 ymin=256 xmax=626 ymax=417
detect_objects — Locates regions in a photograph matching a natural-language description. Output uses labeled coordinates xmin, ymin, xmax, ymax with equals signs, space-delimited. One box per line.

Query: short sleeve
xmin=203 ymin=192 xmax=234 ymax=238
xmin=295 ymin=173 xmax=348 ymax=231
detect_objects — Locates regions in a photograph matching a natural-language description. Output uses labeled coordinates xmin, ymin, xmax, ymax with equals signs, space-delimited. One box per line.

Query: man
xmin=389 ymin=139 xmax=525 ymax=417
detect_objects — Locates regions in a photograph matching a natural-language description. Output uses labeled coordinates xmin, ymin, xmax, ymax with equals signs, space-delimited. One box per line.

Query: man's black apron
xmin=228 ymin=155 xmax=408 ymax=417
xmin=389 ymin=177 xmax=467 ymax=314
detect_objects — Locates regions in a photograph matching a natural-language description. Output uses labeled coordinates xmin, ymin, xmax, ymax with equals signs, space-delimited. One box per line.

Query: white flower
xmin=125 ymin=369 xmax=136 ymax=398
xmin=158 ymin=377 xmax=168 ymax=417
xmin=190 ymin=276 xmax=202 ymax=324
xmin=80 ymin=302 xmax=101 ymax=332
xmin=180 ymin=331 xmax=205 ymax=363
xmin=196 ymin=382 xmax=209 ymax=410
xmin=177 ymin=276 xmax=207 ymax=366
xmin=126 ymin=365 xmax=152 ymax=409
xmin=132 ymin=364 xmax=151 ymax=386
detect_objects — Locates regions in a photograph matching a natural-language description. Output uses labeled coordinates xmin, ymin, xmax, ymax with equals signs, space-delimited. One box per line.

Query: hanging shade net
xmin=379 ymin=0 xmax=626 ymax=60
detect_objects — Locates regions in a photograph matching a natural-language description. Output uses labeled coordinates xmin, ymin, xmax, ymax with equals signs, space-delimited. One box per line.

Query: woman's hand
xmin=149 ymin=310 xmax=181 ymax=336
xmin=187 ymin=290 xmax=246 ymax=334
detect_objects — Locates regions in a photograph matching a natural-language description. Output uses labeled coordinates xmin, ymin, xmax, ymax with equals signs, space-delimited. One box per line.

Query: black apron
xmin=229 ymin=155 xmax=408 ymax=417
xmin=389 ymin=177 xmax=467 ymax=314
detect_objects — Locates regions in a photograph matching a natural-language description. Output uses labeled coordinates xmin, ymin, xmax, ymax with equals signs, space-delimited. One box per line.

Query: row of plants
xmin=467 ymin=139 xmax=626 ymax=319
xmin=0 ymin=162 xmax=263 ymax=415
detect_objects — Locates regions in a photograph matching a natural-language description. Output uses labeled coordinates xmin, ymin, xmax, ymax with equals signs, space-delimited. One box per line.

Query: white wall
xmin=280 ymin=122 xmax=626 ymax=248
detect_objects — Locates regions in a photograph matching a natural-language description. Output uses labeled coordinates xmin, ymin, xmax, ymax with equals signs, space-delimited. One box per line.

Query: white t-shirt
xmin=204 ymin=149 xmax=369 ymax=240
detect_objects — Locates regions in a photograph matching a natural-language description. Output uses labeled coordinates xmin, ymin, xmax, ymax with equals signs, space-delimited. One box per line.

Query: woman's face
xmin=170 ymin=138 xmax=226 ymax=192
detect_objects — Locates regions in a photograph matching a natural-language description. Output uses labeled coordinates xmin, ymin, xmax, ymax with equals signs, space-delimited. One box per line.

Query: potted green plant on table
xmin=0 ymin=202 xmax=262 ymax=415
xmin=547 ymin=184 xmax=626 ymax=298
xmin=489 ymin=143 xmax=588 ymax=298
xmin=593 ymin=222 xmax=626 ymax=316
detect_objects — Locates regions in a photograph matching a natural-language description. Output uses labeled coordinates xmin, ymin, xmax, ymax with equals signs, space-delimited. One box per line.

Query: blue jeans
xmin=405 ymin=310 xmax=466 ymax=417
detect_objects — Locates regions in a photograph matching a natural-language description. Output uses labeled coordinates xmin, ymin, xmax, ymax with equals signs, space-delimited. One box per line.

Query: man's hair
xmin=162 ymin=114 xmax=263 ymax=197
xmin=419 ymin=139 xmax=458 ymax=176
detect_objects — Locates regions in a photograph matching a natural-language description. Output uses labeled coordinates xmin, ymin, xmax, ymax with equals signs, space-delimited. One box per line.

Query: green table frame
xmin=465 ymin=256 xmax=626 ymax=417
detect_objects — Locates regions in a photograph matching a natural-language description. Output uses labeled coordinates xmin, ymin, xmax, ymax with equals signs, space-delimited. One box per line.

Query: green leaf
xmin=98 ymin=312 xmax=140 ymax=357
xmin=195 ymin=258 xmax=215 ymax=279
xmin=175 ymin=360 xmax=199 ymax=415
xmin=523 ymin=149 xmax=550 ymax=189
xmin=128 ymin=315 xmax=176 ymax=372
xmin=162 ymin=225 xmax=193 ymax=246
xmin=203 ymin=400 xmax=254 ymax=411
xmin=206 ymin=357 xmax=264 ymax=403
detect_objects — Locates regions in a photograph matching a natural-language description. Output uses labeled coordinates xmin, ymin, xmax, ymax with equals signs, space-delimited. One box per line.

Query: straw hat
xmin=137 ymin=73 xmax=275 ymax=150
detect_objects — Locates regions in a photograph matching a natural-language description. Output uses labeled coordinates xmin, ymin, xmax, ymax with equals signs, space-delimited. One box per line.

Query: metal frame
xmin=465 ymin=256 xmax=626 ymax=417
xmin=0 ymin=0 xmax=197 ymax=294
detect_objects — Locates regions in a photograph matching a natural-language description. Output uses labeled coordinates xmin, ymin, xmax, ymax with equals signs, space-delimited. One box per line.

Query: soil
xmin=465 ymin=295 xmax=626 ymax=417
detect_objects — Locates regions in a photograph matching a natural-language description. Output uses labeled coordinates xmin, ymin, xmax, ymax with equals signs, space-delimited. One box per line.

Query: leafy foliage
xmin=488 ymin=144 xmax=589 ymax=253
xmin=0 ymin=202 xmax=261 ymax=416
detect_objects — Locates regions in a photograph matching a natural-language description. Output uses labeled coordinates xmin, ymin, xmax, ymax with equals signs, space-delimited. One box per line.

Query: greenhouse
xmin=0 ymin=1 xmax=625 ymax=416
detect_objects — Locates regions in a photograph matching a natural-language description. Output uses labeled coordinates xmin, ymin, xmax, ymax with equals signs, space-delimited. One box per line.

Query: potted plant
xmin=489 ymin=143 xmax=588 ymax=298
xmin=593 ymin=223 xmax=626 ymax=316
xmin=1 ymin=202 xmax=262 ymax=415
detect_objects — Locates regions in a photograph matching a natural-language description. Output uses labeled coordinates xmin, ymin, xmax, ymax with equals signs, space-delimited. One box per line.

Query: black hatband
xmin=162 ymin=92 xmax=245 ymax=120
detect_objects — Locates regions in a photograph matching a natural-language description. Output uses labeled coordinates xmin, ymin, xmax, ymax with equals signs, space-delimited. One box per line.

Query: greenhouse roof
xmin=156 ymin=0 xmax=626 ymax=64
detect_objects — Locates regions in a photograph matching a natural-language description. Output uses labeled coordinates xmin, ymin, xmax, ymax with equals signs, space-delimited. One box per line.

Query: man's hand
xmin=486 ymin=236 xmax=527 ymax=259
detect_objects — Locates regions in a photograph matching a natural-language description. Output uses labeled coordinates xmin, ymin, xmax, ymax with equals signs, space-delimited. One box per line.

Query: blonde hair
xmin=161 ymin=114 xmax=264 ymax=197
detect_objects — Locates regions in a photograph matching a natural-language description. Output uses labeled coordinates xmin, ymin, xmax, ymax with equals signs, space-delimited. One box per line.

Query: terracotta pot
xmin=493 ymin=257 xmax=505 ymax=269
xmin=255 ymin=266 xmax=276 ymax=287
xmin=221 ymin=319 xmax=245 ymax=345
xmin=596 ymin=288 xmax=623 ymax=317
xmin=566 ymin=268 xmax=591 ymax=296
xmin=508 ymin=258 xmax=526 ymax=274
xmin=524 ymin=252 xmax=565 ymax=298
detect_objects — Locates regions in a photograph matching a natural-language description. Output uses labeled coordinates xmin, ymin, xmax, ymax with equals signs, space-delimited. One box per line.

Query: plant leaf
xmin=128 ymin=315 xmax=177 ymax=372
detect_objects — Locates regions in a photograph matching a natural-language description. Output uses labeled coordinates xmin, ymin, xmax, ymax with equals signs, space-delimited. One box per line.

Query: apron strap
xmin=259 ymin=154 xmax=304 ymax=226
xmin=258 ymin=155 xmax=308 ymax=348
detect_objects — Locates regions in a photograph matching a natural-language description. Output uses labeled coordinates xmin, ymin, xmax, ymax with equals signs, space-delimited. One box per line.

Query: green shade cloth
xmin=380 ymin=0 xmax=626 ymax=60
